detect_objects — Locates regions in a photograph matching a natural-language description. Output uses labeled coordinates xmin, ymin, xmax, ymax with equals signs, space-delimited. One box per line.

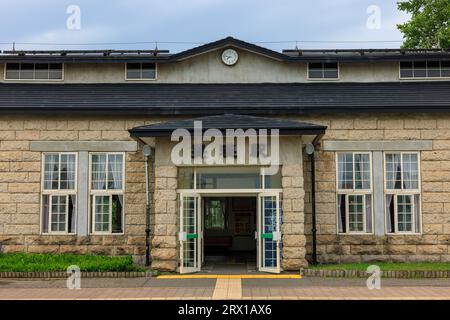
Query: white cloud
xmin=0 ymin=0 xmax=409 ymax=51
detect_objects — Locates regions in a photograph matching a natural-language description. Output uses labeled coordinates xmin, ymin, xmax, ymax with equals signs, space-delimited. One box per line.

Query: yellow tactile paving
xmin=157 ymin=274 xmax=302 ymax=279
xmin=212 ymin=278 xmax=242 ymax=300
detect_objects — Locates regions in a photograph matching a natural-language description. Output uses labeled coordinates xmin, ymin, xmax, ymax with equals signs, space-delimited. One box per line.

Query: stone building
xmin=0 ymin=37 xmax=450 ymax=273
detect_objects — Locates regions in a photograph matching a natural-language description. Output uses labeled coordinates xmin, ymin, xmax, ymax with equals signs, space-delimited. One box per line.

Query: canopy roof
xmin=129 ymin=114 xmax=327 ymax=137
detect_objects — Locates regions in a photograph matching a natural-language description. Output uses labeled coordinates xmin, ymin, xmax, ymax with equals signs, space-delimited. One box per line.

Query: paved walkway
xmin=1 ymin=277 xmax=450 ymax=300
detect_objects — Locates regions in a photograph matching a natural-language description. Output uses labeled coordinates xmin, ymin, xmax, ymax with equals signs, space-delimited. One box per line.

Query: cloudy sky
xmin=0 ymin=0 xmax=410 ymax=52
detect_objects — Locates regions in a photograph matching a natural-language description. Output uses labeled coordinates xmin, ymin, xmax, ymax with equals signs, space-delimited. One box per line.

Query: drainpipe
xmin=304 ymin=142 xmax=318 ymax=266
xmin=143 ymin=145 xmax=153 ymax=267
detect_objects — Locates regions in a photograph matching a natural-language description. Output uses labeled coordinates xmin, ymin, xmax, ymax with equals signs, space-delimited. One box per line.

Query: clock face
xmin=221 ymin=49 xmax=238 ymax=66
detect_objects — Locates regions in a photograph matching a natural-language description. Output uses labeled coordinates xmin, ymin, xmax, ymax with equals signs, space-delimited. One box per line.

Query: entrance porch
xmin=129 ymin=114 xmax=326 ymax=273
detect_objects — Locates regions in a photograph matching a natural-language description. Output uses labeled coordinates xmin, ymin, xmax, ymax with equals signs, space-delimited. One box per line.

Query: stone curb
xmin=301 ymin=268 xmax=450 ymax=279
xmin=0 ymin=271 xmax=150 ymax=279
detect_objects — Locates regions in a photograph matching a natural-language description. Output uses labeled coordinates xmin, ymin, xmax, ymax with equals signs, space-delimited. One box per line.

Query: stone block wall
xmin=302 ymin=113 xmax=450 ymax=263
xmin=0 ymin=117 xmax=148 ymax=262
xmin=151 ymin=165 xmax=178 ymax=271
xmin=281 ymin=164 xmax=308 ymax=270
xmin=3 ymin=113 xmax=450 ymax=269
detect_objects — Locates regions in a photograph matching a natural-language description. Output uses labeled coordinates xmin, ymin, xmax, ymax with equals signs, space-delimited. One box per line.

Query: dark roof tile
xmin=0 ymin=82 xmax=449 ymax=115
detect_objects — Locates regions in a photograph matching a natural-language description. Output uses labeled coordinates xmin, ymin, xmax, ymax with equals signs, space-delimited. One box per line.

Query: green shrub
xmin=0 ymin=253 xmax=146 ymax=272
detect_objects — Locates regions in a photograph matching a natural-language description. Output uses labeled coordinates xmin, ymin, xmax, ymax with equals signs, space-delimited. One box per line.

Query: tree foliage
xmin=397 ymin=0 xmax=450 ymax=48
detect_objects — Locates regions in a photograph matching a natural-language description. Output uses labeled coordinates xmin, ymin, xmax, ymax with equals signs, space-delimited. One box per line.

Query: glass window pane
xmin=386 ymin=194 xmax=395 ymax=233
xmin=400 ymin=61 xmax=413 ymax=69
xmin=308 ymin=70 xmax=323 ymax=78
xmin=309 ymin=63 xmax=323 ymax=78
xmin=402 ymin=153 xmax=419 ymax=189
xmin=44 ymin=154 xmax=60 ymax=190
xmin=20 ymin=63 xmax=34 ymax=79
xmin=441 ymin=61 xmax=450 ymax=77
xmin=60 ymin=154 xmax=76 ymax=190
xmin=50 ymin=195 xmax=67 ymax=232
xmin=442 ymin=69 xmax=450 ymax=77
xmin=414 ymin=194 xmax=421 ymax=233
xmin=141 ymin=63 xmax=156 ymax=79
xmin=196 ymin=167 xmax=261 ymax=189
xmin=309 ymin=63 xmax=322 ymax=69
xmin=264 ymin=169 xmax=282 ymax=189
xmin=385 ymin=153 xmax=402 ymax=189
xmin=397 ymin=195 xmax=413 ymax=232
xmin=91 ymin=154 xmax=107 ymax=189
xmin=111 ymin=194 xmax=123 ymax=233
xmin=127 ymin=63 xmax=141 ymax=79
xmin=5 ymin=63 xmax=20 ymax=79
xmin=262 ymin=196 xmax=277 ymax=268
xmin=337 ymin=153 xmax=353 ymax=189
xmin=94 ymin=195 xmax=110 ymax=232
xmin=41 ymin=194 xmax=50 ymax=233
xmin=413 ymin=61 xmax=426 ymax=77
xmin=323 ymin=62 xmax=338 ymax=70
xmin=49 ymin=63 xmax=62 ymax=70
xmin=323 ymin=70 xmax=338 ymax=78
xmin=337 ymin=194 xmax=346 ymax=233
xmin=427 ymin=61 xmax=441 ymax=77
xmin=348 ymin=195 xmax=364 ymax=232
xmin=68 ymin=195 xmax=76 ymax=233
xmin=178 ymin=167 xmax=194 ymax=189
xmin=400 ymin=69 xmax=413 ymax=78
xmin=107 ymin=154 xmax=123 ymax=189
xmin=354 ymin=153 xmax=370 ymax=189
xmin=49 ymin=70 xmax=63 ymax=80
xmin=365 ymin=194 xmax=372 ymax=233
xmin=34 ymin=64 xmax=49 ymax=79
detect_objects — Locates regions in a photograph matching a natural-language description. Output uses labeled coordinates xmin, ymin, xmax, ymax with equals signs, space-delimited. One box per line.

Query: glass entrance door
xmin=257 ymin=193 xmax=281 ymax=273
xmin=179 ymin=193 xmax=202 ymax=274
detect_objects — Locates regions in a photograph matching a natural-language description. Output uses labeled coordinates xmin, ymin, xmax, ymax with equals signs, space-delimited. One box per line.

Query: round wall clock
xmin=221 ymin=49 xmax=239 ymax=66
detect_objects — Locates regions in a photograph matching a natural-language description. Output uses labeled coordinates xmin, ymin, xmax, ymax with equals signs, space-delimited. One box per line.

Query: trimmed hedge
xmin=0 ymin=253 xmax=146 ymax=272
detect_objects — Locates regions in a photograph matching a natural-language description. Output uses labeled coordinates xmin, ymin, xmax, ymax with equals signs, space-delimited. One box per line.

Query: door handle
xmin=272 ymin=231 xmax=281 ymax=241
xmin=254 ymin=231 xmax=258 ymax=240
xmin=179 ymin=232 xmax=187 ymax=241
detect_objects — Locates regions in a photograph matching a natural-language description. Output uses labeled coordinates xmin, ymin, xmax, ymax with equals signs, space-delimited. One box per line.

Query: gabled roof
xmin=1 ymin=82 xmax=450 ymax=116
xmin=129 ymin=114 xmax=327 ymax=137
xmin=168 ymin=37 xmax=289 ymax=62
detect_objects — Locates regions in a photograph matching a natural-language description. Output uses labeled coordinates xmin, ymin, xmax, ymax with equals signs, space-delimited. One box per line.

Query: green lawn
xmin=0 ymin=253 xmax=146 ymax=272
xmin=308 ymin=262 xmax=450 ymax=271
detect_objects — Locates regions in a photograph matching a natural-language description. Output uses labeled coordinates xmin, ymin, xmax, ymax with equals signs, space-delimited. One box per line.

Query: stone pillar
xmin=280 ymin=137 xmax=308 ymax=270
xmin=151 ymin=165 xmax=178 ymax=271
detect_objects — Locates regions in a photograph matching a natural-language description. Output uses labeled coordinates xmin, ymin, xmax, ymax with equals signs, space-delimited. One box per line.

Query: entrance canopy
xmin=129 ymin=114 xmax=327 ymax=137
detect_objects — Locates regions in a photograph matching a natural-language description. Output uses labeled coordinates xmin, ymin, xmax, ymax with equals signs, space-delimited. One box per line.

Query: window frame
xmin=124 ymin=62 xmax=158 ymax=81
xmin=307 ymin=62 xmax=340 ymax=81
xmin=335 ymin=152 xmax=374 ymax=235
xmin=88 ymin=152 xmax=126 ymax=235
xmin=40 ymin=152 xmax=78 ymax=235
xmin=383 ymin=151 xmax=422 ymax=235
xmin=399 ymin=60 xmax=450 ymax=80
xmin=4 ymin=63 xmax=64 ymax=81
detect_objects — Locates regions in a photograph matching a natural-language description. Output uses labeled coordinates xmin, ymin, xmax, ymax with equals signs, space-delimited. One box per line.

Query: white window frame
xmin=124 ymin=62 xmax=157 ymax=81
xmin=399 ymin=60 xmax=450 ymax=80
xmin=4 ymin=63 xmax=64 ymax=81
xmin=40 ymin=152 xmax=77 ymax=235
xmin=335 ymin=152 xmax=373 ymax=235
xmin=88 ymin=152 xmax=126 ymax=235
xmin=307 ymin=62 xmax=340 ymax=81
xmin=384 ymin=151 xmax=422 ymax=235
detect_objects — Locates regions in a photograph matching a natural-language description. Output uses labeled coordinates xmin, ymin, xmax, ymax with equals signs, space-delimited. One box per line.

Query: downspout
xmin=306 ymin=133 xmax=323 ymax=266
xmin=143 ymin=145 xmax=153 ymax=267
xmin=309 ymin=150 xmax=318 ymax=266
